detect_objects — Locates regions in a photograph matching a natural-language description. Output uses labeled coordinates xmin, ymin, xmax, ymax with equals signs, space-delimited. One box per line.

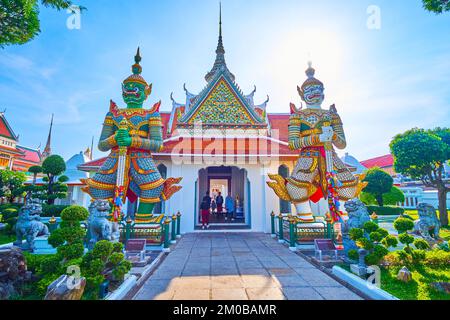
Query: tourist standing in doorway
xmin=216 ymin=192 xmax=224 ymax=215
xmin=211 ymin=198 xmax=217 ymax=214
xmin=201 ymin=191 xmax=212 ymax=229
xmin=225 ymin=193 xmax=235 ymax=221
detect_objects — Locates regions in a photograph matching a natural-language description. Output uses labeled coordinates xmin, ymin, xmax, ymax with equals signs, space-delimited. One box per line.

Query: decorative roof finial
xmin=216 ymin=2 xmax=224 ymax=55
xmin=42 ymin=113 xmax=53 ymax=160
xmin=204 ymin=2 xmax=235 ymax=82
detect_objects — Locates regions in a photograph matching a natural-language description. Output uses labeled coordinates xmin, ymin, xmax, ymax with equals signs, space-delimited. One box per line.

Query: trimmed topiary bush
xmin=80 ymin=240 xmax=132 ymax=299
xmin=366 ymin=205 xmax=405 ymax=216
xmin=413 ymin=239 xmax=430 ymax=250
xmin=394 ymin=217 xmax=414 ymax=234
xmin=41 ymin=205 xmax=70 ymax=217
xmin=48 ymin=205 xmax=88 ymax=262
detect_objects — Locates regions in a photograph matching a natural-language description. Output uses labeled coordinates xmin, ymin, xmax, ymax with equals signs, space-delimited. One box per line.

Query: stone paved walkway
xmin=133 ymin=233 xmax=363 ymax=300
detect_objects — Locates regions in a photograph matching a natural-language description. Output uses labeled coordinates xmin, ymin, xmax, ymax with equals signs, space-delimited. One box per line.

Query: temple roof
xmin=16 ymin=146 xmax=41 ymax=163
xmin=360 ymin=154 xmax=394 ymax=169
xmin=0 ymin=112 xmax=18 ymax=140
xmin=177 ymin=72 xmax=266 ymax=128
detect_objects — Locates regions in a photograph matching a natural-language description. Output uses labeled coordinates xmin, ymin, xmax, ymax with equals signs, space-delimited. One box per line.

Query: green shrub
xmin=411 ymin=249 xmax=426 ymax=264
xmin=57 ymin=243 xmax=85 ymax=260
xmin=377 ymin=228 xmax=389 ymax=238
xmin=347 ymin=249 xmax=359 ymax=261
xmin=413 ymin=239 xmax=430 ymax=250
xmin=373 ymin=244 xmax=389 ymax=258
xmin=398 ymin=233 xmax=415 ymax=246
xmin=80 ymin=240 xmax=131 ymax=299
xmin=381 ymin=235 xmax=398 ymax=248
xmin=366 ymin=205 xmax=405 ymax=216
xmin=424 ymin=249 xmax=450 ymax=268
xmin=48 ymin=205 xmax=88 ymax=264
xmin=365 ymin=253 xmax=381 ymax=266
xmin=363 ymin=221 xmax=379 ymax=234
xmin=60 ymin=206 xmax=88 ymax=222
xmin=356 ymin=238 xmax=374 ymax=250
xmin=370 ymin=231 xmax=383 ymax=243
xmin=41 ymin=205 xmax=70 ymax=217
xmin=349 ymin=228 xmax=364 ymax=241
xmin=394 ymin=217 xmax=414 ymax=234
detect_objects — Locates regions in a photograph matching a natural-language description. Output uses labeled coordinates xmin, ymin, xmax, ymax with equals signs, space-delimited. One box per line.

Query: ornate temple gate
xmin=196 ymin=166 xmax=249 ymax=227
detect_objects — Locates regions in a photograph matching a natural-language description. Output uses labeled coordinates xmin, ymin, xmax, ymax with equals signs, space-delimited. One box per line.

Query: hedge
xmin=366 ymin=205 xmax=405 ymax=216
xmin=41 ymin=205 xmax=70 ymax=217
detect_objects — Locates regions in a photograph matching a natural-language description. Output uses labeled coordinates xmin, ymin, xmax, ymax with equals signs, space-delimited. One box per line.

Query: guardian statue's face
xmin=122 ymin=81 xmax=148 ymax=108
xmin=302 ymin=83 xmax=324 ymax=107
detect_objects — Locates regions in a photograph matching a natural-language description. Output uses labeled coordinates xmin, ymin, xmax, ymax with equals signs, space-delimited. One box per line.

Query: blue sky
xmin=0 ymin=0 xmax=449 ymax=162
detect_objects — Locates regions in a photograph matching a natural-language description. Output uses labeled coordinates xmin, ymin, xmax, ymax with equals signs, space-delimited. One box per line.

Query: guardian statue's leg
xmin=295 ymin=201 xmax=314 ymax=223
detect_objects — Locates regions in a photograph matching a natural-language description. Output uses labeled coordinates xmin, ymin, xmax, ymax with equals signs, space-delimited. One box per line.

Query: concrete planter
xmin=105 ymin=274 xmax=138 ymax=300
xmin=332 ymin=266 xmax=399 ymax=300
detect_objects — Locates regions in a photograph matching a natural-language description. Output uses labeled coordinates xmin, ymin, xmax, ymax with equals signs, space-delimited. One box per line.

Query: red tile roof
xmin=16 ymin=146 xmax=41 ymax=164
xmin=268 ymin=114 xmax=290 ymax=142
xmin=79 ymin=112 xmax=294 ymax=171
xmin=360 ymin=154 xmax=394 ymax=169
xmin=0 ymin=115 xmax=17 ymax=140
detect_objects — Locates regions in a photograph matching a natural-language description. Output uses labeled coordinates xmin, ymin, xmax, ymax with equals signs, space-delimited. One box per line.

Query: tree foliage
xmin=0 ymin=169 xmax=27 ymax=203
xmin=390 ymin=127 xmax=450 ymax=226
xmin=360 ymin=186 xmax=405 ymax=206
xmin=0 ymin=0 xmax=84 ymax=48
xmin=423 ymin=0 xmax=450 ymax=14
xmin=29 ymin=155 xmax=68 ymax=205
xmin=362 ymin=167 xmax=394 ymax=207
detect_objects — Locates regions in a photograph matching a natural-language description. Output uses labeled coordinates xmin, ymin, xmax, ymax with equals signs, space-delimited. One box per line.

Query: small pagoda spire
xmin=205 ymin=2 xmax=235 ymax=82
xmin=42 ymin=114 xmax=53 ymax=160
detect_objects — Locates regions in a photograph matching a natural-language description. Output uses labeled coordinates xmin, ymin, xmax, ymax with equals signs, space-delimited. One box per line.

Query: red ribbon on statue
xmin=326 ymin=172 xmax=345 ymax=223
xmin=112 ymin=186 xmax=124 ymax=222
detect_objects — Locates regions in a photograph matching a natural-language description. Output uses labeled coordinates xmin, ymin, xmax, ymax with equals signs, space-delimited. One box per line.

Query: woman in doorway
xmin=200 ymin=191 xmax=212 ymax=229
xmin=211 ymin=198 xmax=217 ymax=214
xmin=216 ymin=192 xmax=224 ymax=215
xmin=225 ymin=193 xmax=235 ymax=222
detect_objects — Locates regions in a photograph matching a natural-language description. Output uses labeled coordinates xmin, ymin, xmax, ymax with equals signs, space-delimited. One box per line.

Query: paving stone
xmin=211 ymin=288 xmax=248 ymax=300
xmin=182 ymin=267 xmax=210 ymax=276
xmin=236 ymin=260 xmax=263 ymax=269
xmin=170 ymin=276 xmax=211 ymax=289
xmin=241 ymin=275 xmax=279 ymax=288
xmin=133 ymin=232 xmax=363 ymax=300
xmin=282 ymin=287 xmax=324 ymax=300
xmin=245 ymin=287 xmax=286 ymax=300
xmin=172 ymin=289 xmax=210 ymax=300
xmin=314 ymin=287 xmax=362 ymax=300
xmin=267 ymin=268 xmax=297 ymax=276
xmin=210 ymin=275 xmax=244 ymax=289
xmin=297 ymin=269 xmax=342 ymax=287
xmin=260 ymin=260 xmax=289 ymax=269
xmin=150 ymin=268 xmax=183 ymax=279
xmin=211 ymin=268 xmax=239 ymax=276
xmin=272 ymin=275 xmax=310 ymax=287
xmin=238 ymin=268 xmax=270 ymax=276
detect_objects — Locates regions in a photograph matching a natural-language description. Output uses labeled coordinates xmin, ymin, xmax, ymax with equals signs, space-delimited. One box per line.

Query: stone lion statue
xmin=343 ymin=199 xmax=371 ymax=232
xmin=87 ymin=200 xmax=120 ymax=249
xmin=414 ymin=203 xmax=440 ymax=240
xmin=13 ymin=201 xmax=49 ymax=252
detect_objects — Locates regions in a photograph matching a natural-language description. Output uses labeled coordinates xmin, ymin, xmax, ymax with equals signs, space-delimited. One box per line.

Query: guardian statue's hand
xmin=115 ymin=128 xmax=132 ymax=147
xmin=319 ymin=126 xmax=334 ymax=143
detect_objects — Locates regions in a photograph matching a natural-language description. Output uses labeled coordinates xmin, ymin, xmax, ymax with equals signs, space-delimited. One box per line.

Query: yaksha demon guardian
xmin=267 ymin=62 xmax=366 ymax=223
xmin=82 ymin=49 xmax=182 ymax=214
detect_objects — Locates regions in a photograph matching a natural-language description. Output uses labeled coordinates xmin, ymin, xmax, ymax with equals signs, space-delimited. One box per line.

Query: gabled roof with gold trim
xmin=177 ymin=71 xmax=266 ymax=129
